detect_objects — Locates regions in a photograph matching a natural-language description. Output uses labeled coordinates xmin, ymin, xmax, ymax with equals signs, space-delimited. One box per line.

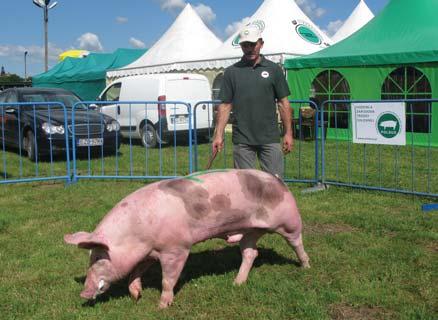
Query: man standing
xmin=212 ymin=25 xmax=293 ymax=178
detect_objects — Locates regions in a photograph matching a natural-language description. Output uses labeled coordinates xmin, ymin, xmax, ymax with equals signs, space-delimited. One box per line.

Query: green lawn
xmin=0 ymin=170 xmax=437 ymax=319
xmin=0 ymin=135 xmax=437 ymax=319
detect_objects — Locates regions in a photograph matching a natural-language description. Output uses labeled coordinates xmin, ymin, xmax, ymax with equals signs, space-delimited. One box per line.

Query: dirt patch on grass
xmin=329 ymin=303 xmax=394 ymax=320
xmin=425 ymin=241 xmax=438 ymax=253
xmin=304 ymin=223 xmax=358 ymax=235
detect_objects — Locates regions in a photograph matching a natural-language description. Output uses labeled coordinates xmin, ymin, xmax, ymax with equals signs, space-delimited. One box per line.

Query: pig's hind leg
xmin=158 ymin=248 xmax=190 ymax=309
xmin=277 ymin=227 xmax=310 ymax=268
xmin=234 ymin=231 xmax=264 ymax=285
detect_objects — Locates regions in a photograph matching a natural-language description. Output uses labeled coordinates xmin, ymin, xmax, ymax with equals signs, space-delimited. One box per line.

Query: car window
xmin=0 ymin=92 xmax=7 ymax=103
xmin=6 ymin=92 xmax=17 ymax=103
xmin=22 ymin=94 xmax=46 ymax=102
xmin=101 ymin=83 xmax=121 ymax=102
xmin=20 ymin=92 xmax=86 ymax=109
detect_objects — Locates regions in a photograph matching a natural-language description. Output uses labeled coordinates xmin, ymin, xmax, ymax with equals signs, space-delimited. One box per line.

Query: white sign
xmin=352 ymin=102 xmax=406 ymax=145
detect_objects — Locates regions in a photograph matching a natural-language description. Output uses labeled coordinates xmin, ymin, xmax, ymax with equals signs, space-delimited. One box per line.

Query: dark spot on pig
xmin=237 ymin=171 xmax=286 ymax=209
xmin=255 ymin=206 xmax=269 ymax=220
xmin=215 ymin=208 xmax=249 ymax=229
xmin=121 ymin=202 xmax=128 ymax=208
xmin=211 ymin=194 xmax=231 ymax=211
xmin=159 ymin=179 xmax=212 ymax=220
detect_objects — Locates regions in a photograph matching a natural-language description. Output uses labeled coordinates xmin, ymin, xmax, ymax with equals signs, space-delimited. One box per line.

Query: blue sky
xmin=1 ymin=0 xmax=389 ymax=78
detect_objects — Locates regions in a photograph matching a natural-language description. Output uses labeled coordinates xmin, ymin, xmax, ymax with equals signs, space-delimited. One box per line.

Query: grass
xmin=0 ymin=134 xmax=437 ymax=319
xmin=0 ymin=141 xmax=437 ymax=319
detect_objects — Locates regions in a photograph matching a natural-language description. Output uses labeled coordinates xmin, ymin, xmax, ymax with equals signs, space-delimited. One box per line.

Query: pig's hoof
xmin=158 ymin=295 xmax=173 ymax=309
xmin=130 ymin=290 xmax=142 ymax=302
xmin=233 ymin=278 xmax=247 ymax=286
xmin=301 ymin=261 xmax=311 ymax=269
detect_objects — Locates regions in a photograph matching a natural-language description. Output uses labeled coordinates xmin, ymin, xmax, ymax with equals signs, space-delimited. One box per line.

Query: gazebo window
xmin=381 ymin=67 xmax=432 ymax=133
xmin=311 ymin=70 xmax=351 ymax=129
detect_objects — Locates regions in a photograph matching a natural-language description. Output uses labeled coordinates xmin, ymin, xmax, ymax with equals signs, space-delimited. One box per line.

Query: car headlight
xmin=42 ymin=122 xmax=65 ymax=135
xmin=106 ymin=120 xmax=120 ymax=132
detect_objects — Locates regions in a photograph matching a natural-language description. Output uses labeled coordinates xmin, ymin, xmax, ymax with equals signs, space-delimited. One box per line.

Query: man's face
xmin=240 ymin=39 xmax=264 ymax=63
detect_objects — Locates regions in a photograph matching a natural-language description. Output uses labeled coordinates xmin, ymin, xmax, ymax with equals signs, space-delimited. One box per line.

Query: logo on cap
xmin=232 ymin=20 xmax=266 ymax=47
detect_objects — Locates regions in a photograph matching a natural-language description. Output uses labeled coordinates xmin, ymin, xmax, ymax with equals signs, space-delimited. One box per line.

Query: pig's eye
xmin=98 ymin=279 xmax=105 ymax=292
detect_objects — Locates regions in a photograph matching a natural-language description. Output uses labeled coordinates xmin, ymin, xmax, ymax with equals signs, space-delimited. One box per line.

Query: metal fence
xmin=1 ymin=98 xmax=437 ymax=198
xmin=71 ymin=101 xmax=194 ymax=182
xmin=0 ymin=102 xmax=71 ymax=184
xmin=320 ymin=99 xmax=437 ymax=197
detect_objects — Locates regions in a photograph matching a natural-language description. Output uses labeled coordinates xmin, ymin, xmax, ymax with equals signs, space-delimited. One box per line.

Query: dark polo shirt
xmin=219 ymin=55 xmax=290 ymax=145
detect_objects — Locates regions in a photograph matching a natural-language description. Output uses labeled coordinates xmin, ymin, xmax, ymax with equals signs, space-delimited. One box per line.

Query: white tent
xmin=204 ymin=0 xmax=332 ymax=68
xmin=108 ymin=0 xmax=332 ymax=79
xmin=331 ymin=0 xmax=374 ymax=43
xmin=108 ymin=4 xmax=222 ymax=79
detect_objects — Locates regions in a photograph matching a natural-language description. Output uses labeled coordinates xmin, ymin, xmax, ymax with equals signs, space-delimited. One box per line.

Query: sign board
xmin=352 ymin=102 xmax=406 ymax=145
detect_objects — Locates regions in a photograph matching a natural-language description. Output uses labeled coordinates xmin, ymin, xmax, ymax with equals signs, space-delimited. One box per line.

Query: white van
xmin=97 ymin=73 xmax=214 ymax=147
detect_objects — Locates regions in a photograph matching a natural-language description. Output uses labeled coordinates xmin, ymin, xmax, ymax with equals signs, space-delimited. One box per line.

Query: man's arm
xmin=212 ymin=103 xmax=232 ymax=153
xmin=278 ymin=97 xmax=293 ymax=154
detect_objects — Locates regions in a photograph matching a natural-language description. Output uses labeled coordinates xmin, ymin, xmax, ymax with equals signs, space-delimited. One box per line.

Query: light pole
xmin=24 ymin=51 xmax=28 ymax=80
xmin=33 ymin=0 xmax=58 ymax=72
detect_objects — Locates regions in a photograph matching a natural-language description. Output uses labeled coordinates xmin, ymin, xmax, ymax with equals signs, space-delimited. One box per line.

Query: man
xmin=212 ymin=25 xmax=293 ymax=178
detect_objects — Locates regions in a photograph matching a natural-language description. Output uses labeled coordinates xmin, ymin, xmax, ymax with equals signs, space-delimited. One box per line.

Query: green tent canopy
xmin=32 ymin=48 xmax=146 ymax=100
xmin=285 ymin=0 xmax=438 ymax=69
xmin=284 ymin=0 xmax=438 ymax=147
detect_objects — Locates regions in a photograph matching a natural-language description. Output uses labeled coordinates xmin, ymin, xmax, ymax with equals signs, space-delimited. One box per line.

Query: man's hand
xmin=211 ymin=103 xmax=232 ymax=154
xmin=282 ymin=132 xmax=293 ymax=154
xmin=212 ymin=135 xmax=224 ymax=153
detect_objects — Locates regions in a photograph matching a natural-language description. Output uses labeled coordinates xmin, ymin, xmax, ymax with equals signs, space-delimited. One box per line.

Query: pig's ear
xmin=64 ymin=232 xmax=109 ymax=250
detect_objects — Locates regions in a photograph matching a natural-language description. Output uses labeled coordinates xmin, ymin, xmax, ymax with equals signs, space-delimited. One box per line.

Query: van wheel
xmin=23 ymin=130 xmax=37 ymax=161
xmin=141 ymin=123 xmax=158 ymax=148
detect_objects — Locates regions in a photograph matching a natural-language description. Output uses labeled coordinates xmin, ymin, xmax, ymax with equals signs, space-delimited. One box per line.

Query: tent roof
xmin=108 ymin=4 xmax=221 ymax=78
xmin=331 ymin=0 xmax=374 ymax=43
xmin=33 ymin=48 xmax=146 ymax=83
xmin=285 ymin=0 xmax=438 ymax=69
xmin=107 ymin=0 xmax=332 ymax=78
xmin=208 ymin=0 xmax=331 ymax=61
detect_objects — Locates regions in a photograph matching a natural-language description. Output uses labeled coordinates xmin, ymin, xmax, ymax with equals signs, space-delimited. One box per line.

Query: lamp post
xmin=24 ymin=51 xmax=28 ymax=80
xmin=33 ymin=0 xmax=58 ymax=72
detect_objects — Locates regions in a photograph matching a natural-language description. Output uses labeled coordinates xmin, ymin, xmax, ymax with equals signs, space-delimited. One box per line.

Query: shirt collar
xmin=238 ymin=54 xmax=268 ymax=68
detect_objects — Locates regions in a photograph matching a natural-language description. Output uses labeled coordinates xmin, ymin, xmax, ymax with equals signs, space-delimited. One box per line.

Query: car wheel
xmin=24 ymin=130 xmax=36 ymax=161
xmin=141 ymin=123 xmax=157 ymax=148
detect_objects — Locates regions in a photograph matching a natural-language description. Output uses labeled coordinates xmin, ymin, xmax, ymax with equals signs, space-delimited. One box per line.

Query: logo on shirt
xmin=261 ymin=71 xmax=270 ymax=78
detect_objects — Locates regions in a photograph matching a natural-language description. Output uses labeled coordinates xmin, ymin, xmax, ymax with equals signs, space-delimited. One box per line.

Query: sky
xmin=1 ymin=0 xmax=389 ymax=78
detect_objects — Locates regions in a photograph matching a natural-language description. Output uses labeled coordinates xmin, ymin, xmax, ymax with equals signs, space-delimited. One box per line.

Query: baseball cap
xmin=238 ymin=25 xmax=263 ymax=44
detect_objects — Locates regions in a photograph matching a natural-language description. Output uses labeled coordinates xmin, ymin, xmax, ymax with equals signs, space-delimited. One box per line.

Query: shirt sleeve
xmin=218 ymin=68 xmax=234 ymax=103
xmin=273 ymin=65 xmax=291 ymax=100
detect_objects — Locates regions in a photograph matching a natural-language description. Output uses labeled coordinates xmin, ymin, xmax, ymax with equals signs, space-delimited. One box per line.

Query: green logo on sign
xmin=296 ymin=25 xmax=321 ymax=45
xmin=377 ymin=113 xmax=401 ymax=138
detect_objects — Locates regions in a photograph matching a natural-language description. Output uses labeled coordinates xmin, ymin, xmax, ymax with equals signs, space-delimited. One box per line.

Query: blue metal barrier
xmin=71 ymin=101 xmax=193 ymax=182
xmin=286 ymin=100 xmax=320 ymax=185
xmin=0 ymin=102 xmax=71 ymax=185
xmin=320 ymin=99 xmax=437 ymax=197
xmin=193 ymin=100 xmax=219 ymax=171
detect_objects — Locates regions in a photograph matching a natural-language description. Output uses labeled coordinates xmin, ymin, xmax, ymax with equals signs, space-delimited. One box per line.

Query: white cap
xmin=238 ymin=25 xmax=263 ymax=44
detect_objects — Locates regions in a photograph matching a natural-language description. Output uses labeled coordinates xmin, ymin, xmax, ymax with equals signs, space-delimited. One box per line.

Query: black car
xmin=0 ymin=87 xmax=121 ymax=161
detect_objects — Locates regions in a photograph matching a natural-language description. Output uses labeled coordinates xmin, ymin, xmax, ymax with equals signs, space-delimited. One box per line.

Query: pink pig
xmin=64 ymin=169 xmax=310 ymax=308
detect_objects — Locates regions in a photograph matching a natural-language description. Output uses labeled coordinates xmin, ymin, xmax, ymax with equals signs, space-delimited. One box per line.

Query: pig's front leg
xmin=128 ymin=258 xmax=156 ymax=301
xmin=234 ymin=231 xmax=264 ymax=285
xmin=158 ymin=248 xmax=190 ymax=309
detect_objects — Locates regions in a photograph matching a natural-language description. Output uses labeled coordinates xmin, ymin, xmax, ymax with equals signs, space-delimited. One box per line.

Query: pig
xmin=64 ymin=169 xmax=310 ymax=308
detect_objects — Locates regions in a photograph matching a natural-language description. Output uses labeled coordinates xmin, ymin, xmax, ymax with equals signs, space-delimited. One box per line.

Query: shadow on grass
xmin=75 ymin=245 xmax=299 ymax=306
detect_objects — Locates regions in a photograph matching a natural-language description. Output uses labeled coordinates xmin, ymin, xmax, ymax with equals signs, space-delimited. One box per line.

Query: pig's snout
xmin=80 ymin=288 xmax=97 ymax=300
